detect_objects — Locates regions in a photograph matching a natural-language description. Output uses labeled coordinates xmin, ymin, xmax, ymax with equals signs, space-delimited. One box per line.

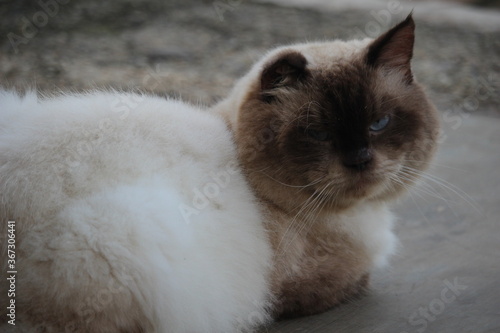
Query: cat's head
xmin=225 ymin=15 xmax=440 ymax=212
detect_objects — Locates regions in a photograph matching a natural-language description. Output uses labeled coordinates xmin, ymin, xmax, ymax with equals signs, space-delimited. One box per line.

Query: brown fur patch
xmin=268 ymin=216 xmax=372 ymax=318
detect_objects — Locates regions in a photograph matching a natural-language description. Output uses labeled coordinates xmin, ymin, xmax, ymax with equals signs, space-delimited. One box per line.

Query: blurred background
xmin=1 ymin=0 xmax=499 ymax=332
xmin=0 ymin=0 xmax=498 ymax=109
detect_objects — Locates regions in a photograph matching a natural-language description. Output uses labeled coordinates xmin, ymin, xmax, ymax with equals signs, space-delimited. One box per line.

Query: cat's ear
xmin=260 ymin=51 xmax=308 ymax=101
xmin=366 ymin=14 xmax=415 ymax=83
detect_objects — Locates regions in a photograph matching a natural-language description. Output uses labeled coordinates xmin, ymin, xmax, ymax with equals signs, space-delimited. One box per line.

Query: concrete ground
xmin=1 ymin=0 xmax=499 ymax=332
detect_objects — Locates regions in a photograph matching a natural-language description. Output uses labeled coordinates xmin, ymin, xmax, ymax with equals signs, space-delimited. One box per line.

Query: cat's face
xmin=234 ymin=16 xmax=439 ymax=211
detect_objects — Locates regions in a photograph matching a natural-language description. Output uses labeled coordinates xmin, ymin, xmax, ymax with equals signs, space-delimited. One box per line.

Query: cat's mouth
xmin=321 ymin=168 xmax=397 ymax=205
xmin=346 ymin=167 xmax=408 ymax=203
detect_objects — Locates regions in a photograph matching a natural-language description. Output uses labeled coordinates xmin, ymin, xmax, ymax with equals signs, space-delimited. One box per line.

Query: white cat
xmin=0 ymin=91 xmax=272 ymax=332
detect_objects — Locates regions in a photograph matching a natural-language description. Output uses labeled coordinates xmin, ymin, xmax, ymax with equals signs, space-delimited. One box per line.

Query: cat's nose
xmin=342 ymin=148 xmax=373 ymax=171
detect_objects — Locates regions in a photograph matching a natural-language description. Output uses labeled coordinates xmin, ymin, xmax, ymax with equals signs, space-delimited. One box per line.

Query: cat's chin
xmin=365 ymin=178 xmax=408 ymax=204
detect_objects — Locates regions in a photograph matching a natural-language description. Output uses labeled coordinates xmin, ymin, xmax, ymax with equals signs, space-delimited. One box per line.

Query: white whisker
xmin=277 ymin=181 xmax=335 ymax=262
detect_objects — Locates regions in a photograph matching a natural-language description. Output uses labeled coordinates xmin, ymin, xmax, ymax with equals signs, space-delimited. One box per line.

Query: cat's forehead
xmin=283 ymin=39 xmax=372 ymax=70
xmin=291 ymin=40 xmax=411 ymax=98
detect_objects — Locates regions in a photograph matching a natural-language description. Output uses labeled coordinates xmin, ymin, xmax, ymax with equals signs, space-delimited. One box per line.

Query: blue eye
xmin=369 ymin=115 xmax=390 ymax=132
xmin=305 ymin=129 xmax=331 ymax=141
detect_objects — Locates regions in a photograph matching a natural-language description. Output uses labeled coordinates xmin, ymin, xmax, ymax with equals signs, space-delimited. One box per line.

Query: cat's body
xmin=0 ymin=15 xmax=439 ymax=332
xmin=0 ymin=92 xmax=272 ymax=332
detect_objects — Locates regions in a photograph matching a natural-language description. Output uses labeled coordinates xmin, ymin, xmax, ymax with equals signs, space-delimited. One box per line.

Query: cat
xmin=0 ymin=92 xmax=273 ymax=332
xmin=212 ymin=14 xmax=439 ymax=318
xmin=0 ymin=14 xmax=439 ymax=332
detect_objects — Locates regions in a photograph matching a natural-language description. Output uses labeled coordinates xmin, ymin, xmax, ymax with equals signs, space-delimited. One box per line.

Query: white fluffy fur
xmin=335 ymin=202 xmax=396 ymax=268
xmin=0 ymin=91 xmax=272 ymax=332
